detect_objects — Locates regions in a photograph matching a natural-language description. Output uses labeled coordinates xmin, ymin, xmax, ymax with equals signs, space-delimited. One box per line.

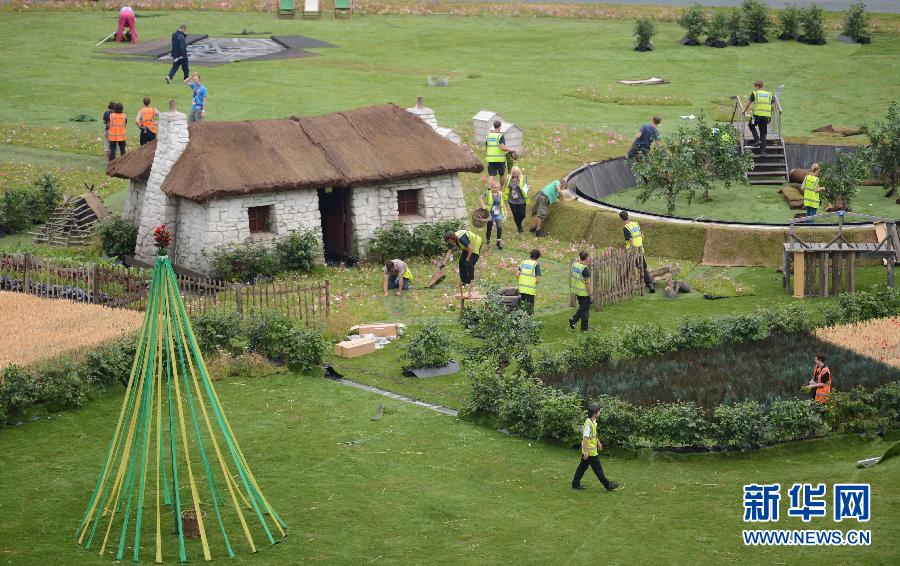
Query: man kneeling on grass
xmin=572 ymin=403 xmax=619 ymax=492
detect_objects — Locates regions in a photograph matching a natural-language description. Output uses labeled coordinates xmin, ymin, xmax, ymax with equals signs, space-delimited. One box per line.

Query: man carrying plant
xmin=806 ymin=352 xmax=832 ymax=404
xmin=517 ymin=249 xmax=542 ymax=315
xmin=531 ymin=177 xmax=566 ymax=237
xmin=744 ymin=80 xmax=777 ymax=157
xmin=619 ymin=211 xmax=656 ymax=294
xmin=626 ymin=115 xmax=661 ymax=161
xmin=440 ymin=230 xmax=482 ymax=299
xmin=572 ymin=403 xmax=619 ymax=492
xmin=485 ymin=120 xmax=515 ymax=189
xmin=802 ymin=163 xmax=824 ymax=223
xmin=383 ymin=259 xmax=413 ymax=297
xmin=569 ymin=250 xmax=592 ymax=331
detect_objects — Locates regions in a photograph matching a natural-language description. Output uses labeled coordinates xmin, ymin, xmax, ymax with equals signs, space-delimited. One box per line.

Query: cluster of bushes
xmin=98 ymin=216 xmax=138 ymax=258
xmin=0 ymin=173 xmax=63 ymax=234
xmin=192 ymin=308 xmax=327 ymax=373
xmin=777 ymin=3 xmax=827 ymax=44
xmin=677 ymin=1 xmax=770 ymax=48
xmin=205 ymin=228 xmax=321 ymax=282
xmin=369 ymin=219 xmax=464 ymax=261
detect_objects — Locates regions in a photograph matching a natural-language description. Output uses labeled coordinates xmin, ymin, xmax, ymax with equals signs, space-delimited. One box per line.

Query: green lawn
xmin=603 ymin=182 xmax=900 ymax=223
xmin=1 ymin=374 xmax=897 ymax=565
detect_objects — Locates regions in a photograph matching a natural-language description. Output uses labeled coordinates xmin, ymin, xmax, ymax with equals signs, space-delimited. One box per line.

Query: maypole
xmin=77 ymin=225 xmax=286 ymax=563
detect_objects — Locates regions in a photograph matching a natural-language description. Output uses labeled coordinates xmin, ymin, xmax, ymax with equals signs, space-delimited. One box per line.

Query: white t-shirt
xmin=384 ymin=259 xmax=408 ymax=277
xmin=583 ymin=420 xmax=593 ymax=438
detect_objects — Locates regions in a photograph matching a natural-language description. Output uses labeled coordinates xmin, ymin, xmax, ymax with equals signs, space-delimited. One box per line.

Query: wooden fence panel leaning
xmin=0 ymin=252 xmax=330 ymax=325
xmin=589 ymin=247 xmax=645 ymax=308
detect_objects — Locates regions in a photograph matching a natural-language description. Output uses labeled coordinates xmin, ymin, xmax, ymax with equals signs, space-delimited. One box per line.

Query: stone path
xmin=334 ymin=378 xmax=459 ymax=417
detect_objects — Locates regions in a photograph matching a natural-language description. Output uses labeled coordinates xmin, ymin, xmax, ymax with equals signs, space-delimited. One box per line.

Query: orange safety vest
xmin=138 ymin=107 xmax=158 ymax=134
xmin=108 ymin=113 xmax=126 ymax=142
xmin=813 ymin=365 xmax=832 ymax=404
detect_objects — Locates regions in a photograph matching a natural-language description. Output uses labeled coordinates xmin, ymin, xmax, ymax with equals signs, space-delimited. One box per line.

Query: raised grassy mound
xmin=0 ymin=291 xmax=142 ymax=367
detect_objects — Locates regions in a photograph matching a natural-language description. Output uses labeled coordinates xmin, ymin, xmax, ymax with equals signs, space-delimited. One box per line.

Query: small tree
xmin=463 ymin=299 xmax=542 ymax=372
xmin=728 ymin=10 xmax=751 ymax=46
xmin=678 ymin=4 xmax=708 ymax=45
xmin=820 ymin=152 xmax=871 ymax=211
xmin=632 ymin=116 xmax=752 ymax=213
xmin=402 ymin=321 xmax=453 ymax=369
xmin=860 ymin=101 xmax=900 ymax=198
xmin=800 ymin=3 xmax=827 ymax=45
xmin=777 ymin=4 xmax=801 ymax=40
xmin=634 ymin=16 xmax=657 ymax=51
xmin=842 ymin=2 xmax=871 ymax=43
xmin=706 ymin=11 xmax=730 ymax=47
xmin=741 ymin=0 xmax=771 ymax=42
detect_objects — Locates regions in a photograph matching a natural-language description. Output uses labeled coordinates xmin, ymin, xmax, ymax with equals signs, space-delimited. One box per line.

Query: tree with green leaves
xmin=820 ymin=152 xmax=871 ymax=211
xmin=677 ymin=4 xmax=707 ymax=45
xmin=777 ymin=4 xmax=801 ymax=40
xmin=632 ymin=115 xmax=753 ymax=214
xmin=860 ymin=101 xmax=900 ymax=199
xmin=842 ymin=2 xmax=871 ymax=43
xmin=634 ymin=16 xmax=657 ymax=51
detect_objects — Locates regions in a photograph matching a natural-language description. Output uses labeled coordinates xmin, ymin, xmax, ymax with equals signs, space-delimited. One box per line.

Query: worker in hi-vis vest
xmin=383 ymin=259 xmax=413 ymax=297
xmin=802 ymin=163 xmax=824 ymax=223
xmin=136 ymin=97 xmax=159 ymax=146
xmin=517 ymin=249 xmax=542 ymax=315
xmin=744 ymin=80 xmax=777 ymax=156
xmin=440 ymin=229 xmax=483 ymax=299
xmin=806 ymin=352 xmax=832 ymax=404
xmin=572 ymin=403 xmax=619 ymax=492
xmin=569 ymin=250 xmax=593 ymax=331
xmin=485 ymin=119 xmax=515 ymax=189
xmin=619 ymin=210 xmax=656 ymax=293
xmin=107 ymin=102 xmax=127 ymax=161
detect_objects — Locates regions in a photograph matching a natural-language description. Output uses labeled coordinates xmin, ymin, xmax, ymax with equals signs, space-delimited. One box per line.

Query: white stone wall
xmin=134 ymin=111 xmax=189 ymax=264
xmin=122 ymin=180 xmax=146 ymax=226
xmin=349 ymin=173 xmax=467 ymax=257
xmin=172 ymin=198 xmax=209 ymax=271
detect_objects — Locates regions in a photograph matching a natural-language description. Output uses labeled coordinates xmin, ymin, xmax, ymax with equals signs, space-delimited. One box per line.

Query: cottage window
xmin=248 ymin=205 xmax=272 ymax=233
xmin=397 ymin=189 xmax=422 ymax=216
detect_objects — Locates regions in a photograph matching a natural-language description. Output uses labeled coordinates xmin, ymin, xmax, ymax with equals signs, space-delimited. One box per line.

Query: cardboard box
xmin=334 ymin=338 xmax=377 ymax=358
xmin=352 ymin=323 xmax=398 ymax=338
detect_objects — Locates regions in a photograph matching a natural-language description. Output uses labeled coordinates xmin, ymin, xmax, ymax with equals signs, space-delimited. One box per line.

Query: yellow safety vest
xmin=624 ymin=221 xmax=644 ymax=249
xmin=584 ymin=418 xmax=599 ymax=456
xmin=571 ymin=261 xmax=589 ymax=297
xmin=455 ymin=229 xmax=483 ymax=255
xmin=504 ymin=173 xmax=530 ymax=205
xmin=518 ymin=259 xmax=538 ymax=296
xmin=485 ymin=131 xmax=506 ymax=163
xmin=803 ymin=175 xmax=820 ymax=209
xmin=752 ymin=89 xmax=772 ymax=118
xmin=482 ymin=189 xmax=506 ymax=218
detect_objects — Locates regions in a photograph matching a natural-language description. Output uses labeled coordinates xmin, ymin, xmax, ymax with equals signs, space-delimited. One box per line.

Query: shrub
xmin=634 ymin=17 xmax=656 ymax=51
xmin=0 ymin=189 xmax=32 ymax=234
xmin=80 ymin=335 xmax=137 ymax=387
xmin=741 ymin=0 xmax=770 ymax=42
xmin=0 ymin=401 xmax=6 ymax=428
xmin=718 ymin=313 xmax=763 ymax=343
xmin=677 ymin=4 xmax=707 ymax=43
xmin=640 ymin=401 xmax=710 ymax=447
xmin=530 ymin=347 xmax=570 ymax=379
xmin=714 ymin=401 xmax=767 ymax=450
xmin=826 ymin=386 xmax=887 ymax=436
xmin=25 ymin=173 xmax=63 ymax=224
xmin=820 ymin=303 xmax=842 ymax=327
xmin=207 ymin=240 xmax=279 ymax=282
xmin=98 ymin=216 xmax=138 ymax=258
xmin=244 ymin=309 xmax=325 ymax=372
xmin=0 ymin=365 xmax=38 ymax=417
xmin=675 ymin=317 xmax=722 ymax=350
xmin=765 ymin=399 xmax=828 ymax=443
xmin=778 ymin=4 xmax=801 ymax=39
xmin=464 ymin=298 xmax=542 ymax=370
xmin=727 ymin=10 xmax=750 ymax=45
xmin=538 ymin=389 xmax=583 ymax=441
xmin=834 ymin=286 xmax=899 ymax=323
xmin=592 ymin=394 xmax=639 ymax=448
xmin=800 ymin=3 xmax=827 ymax=45
xmin=706 ymin=11 xmax=730 ymax=45
xmin=274 ymin=228 xmax=320 ymax=273
xmin=873 ymin=381 xmax=900 ymax=426
xmin=562 ymin=331 xmax=616 ymax=371
xmin=280 ymin=326 xmax=327 ymax=372
xmin=412 ymin=219 xmax=464 ymax=257
xmin=369 ymin=222 xmax=416 ymax=261
xmin=619 ymin=324 xmax=676 ymax=359
xmin=402 ymin=321 xmax=452 ymax=369
xmin=498 ymin=374 xmax=545 ymax=438
xmin=37 ymin=359 xmax=90 ymax=411
xmin=820 ymin=152 xmax=870 ymax=210
xmin=761 ymin=303 xmax=812 ymax=335
xmin=462 ymin=358 xmax=503 ymax=417
xmin=842 ymin=2 xmax=870 ymax=41
xmin=192 ymin=308 xmax=244 ymax=356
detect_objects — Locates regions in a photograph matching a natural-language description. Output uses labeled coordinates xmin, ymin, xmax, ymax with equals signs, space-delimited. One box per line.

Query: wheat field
xmin=815 ymin=316 xmax=900 ymax=369
xmin=0 ymin=291 xmax=143 ymax=367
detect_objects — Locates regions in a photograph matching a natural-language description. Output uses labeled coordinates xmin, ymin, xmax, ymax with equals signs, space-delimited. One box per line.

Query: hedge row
xmin=1 ymin=309 xmax=327 ymax=428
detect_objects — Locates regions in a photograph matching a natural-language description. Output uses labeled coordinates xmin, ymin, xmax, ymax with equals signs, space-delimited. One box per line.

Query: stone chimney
xmin=134 ymin=110 xmax=190 ymax=264
xmin=405 ymin=95 xmax=437 ymax=129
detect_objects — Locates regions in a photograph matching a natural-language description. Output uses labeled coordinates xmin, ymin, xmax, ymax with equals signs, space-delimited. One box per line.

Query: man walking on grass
xmin=572 ymin=403 xmax=619 ymax=492
xmin=568 ymin=250 xmax=592 ymax=331
xmin=166 ymin=24 xmax=189 ymax=84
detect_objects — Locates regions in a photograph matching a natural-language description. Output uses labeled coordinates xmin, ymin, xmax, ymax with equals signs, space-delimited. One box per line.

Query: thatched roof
xmin=107 ymin=103 xmax=483 ymax=202
xmin=106 ymin=140 xmax=156 ymax=182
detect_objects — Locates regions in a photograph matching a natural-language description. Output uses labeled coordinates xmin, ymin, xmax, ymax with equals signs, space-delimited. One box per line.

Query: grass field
xmin=1 ymin=374 xmax=898 ymax=565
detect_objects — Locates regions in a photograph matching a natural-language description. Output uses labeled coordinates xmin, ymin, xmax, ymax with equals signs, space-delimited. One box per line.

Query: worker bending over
xmin=383 ymin=259 xmax=413 ymax=297
xmin=441 ymin=230 xmax=482 ymax=299
xmin=803 ymin=163 xmax=824 ymax=223
xmin=620 ymin=211 xmax=656 ymax=294
xmin=569 ymin=250 xmax=592 ymax=331
xmin=531 ymin=177 xmax=566 ymax=237
xmin=806 ymin=352 xmax=832 ymax=404
xmin=517 ymin=249 xmax=542 ymax=315
xmin=627 ymin=116 xmax=661 ymax=160
xmin=572 ymin=403 xmax=619 ymax=492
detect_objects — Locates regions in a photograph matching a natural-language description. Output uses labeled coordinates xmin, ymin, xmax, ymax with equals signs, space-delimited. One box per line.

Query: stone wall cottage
xmin=108 ymin=103 xmax=483 ymax=275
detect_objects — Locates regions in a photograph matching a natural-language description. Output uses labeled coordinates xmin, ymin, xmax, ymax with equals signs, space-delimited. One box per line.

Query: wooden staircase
xmin=743 ymin=135 xmax=790 ymax=185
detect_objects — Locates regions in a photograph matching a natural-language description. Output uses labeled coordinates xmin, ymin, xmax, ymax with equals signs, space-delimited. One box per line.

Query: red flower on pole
xmin=153 ymin=224 xmax=173 ymax=250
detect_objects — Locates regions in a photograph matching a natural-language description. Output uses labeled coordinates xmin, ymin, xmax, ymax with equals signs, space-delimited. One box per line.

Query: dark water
xmin=541 ymin=334 xmax=899 ymax=408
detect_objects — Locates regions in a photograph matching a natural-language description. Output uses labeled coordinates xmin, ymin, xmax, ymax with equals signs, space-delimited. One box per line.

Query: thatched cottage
xmin=108 ymin=103 xmax=482 ymax=275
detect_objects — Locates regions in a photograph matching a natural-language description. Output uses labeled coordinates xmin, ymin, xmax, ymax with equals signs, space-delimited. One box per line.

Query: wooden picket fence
xmin=569 ymin=248 xmax=645 ymax=309
xmin=0 ymin=252 xmax=330 ymax=325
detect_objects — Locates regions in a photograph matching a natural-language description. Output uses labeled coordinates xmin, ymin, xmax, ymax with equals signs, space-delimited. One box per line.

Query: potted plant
xmin=677 ymin=4 xmax=707 ymax=46
xmin=634 ymin=16 xmax=657 ymax=52
xmin=840 ymin=2 xmax=871 ymax=44
xmin=777 ymin=4 xmax=801 ymax=40
xmin=401 ymin=321 xmax=457 ymax=377
xmin=705 ymin=12 xmax=730 ymax=48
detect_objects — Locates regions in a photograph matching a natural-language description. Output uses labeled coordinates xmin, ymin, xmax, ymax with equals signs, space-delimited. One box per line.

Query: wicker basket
xmin=472 ymin=208 xmax=490 ymax=228
xmin=181 ymin=509 xmax=207 ymax=539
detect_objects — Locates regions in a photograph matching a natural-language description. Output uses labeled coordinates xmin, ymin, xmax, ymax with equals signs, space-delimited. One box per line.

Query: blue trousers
xmin=805 ymin=206 xmax=818 ymax=224
xmin=387 ymin=275 xmax=410 ymax=290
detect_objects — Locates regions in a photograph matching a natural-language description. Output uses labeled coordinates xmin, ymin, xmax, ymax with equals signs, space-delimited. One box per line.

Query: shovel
xmin=425 ymin=264 xmax=448 ymax=289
